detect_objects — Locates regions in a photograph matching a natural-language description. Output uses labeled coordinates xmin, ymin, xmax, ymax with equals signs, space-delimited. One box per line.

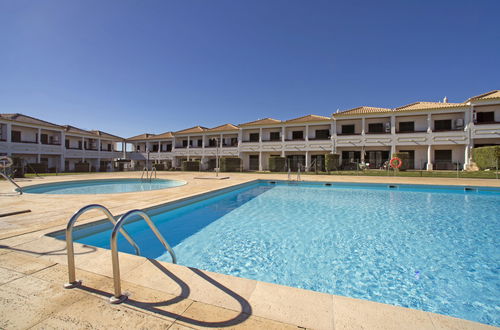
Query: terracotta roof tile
xmin=0 ymin=113 xmax=62 ymax=129
xmin=239 ymin=118 xmax=282 ymax=127
xmin=334 ymin=107 xmax=392 ymax=117
xmin=394 ymin=102 xmax=467 ymax=112
xmin=127 ymin=133 xmax=156 ymax=141
xmin=173 ymin=126 xmax=208 ymax=135
xmin=467 ymin=90 xmax=500 ymax=101
xmin=90 ymin=130 xmax=123 ymax=140
xmin=206 ymin=123 xmax=239 ymax=132
xmin=285 ymin=114 xmax=331 ymax=123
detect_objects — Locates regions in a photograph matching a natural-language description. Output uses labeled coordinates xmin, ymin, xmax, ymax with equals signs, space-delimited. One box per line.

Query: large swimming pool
xmin=54 ymin=181 xmax=500 ymax=325
xmin=22 ymin=178 xmax=186 ymax=194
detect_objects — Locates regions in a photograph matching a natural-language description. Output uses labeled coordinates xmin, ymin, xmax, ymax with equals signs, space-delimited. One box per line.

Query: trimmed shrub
xmin=325 ymin=153 xmax=340 ymax=171
xmin=27 ymin=163 xmax=48 ymax=173
xmin=74 ymin=162 xmax=90 ymax=172
xmin=154 ymin=163 xmax=165 ymax=171
xmin=220 ymin=157 xmax=241 ymax=172
xmin=269 ymin=157 xmax=286 ymax=172
xmin=181 ymin=160 xmax=200 ymax=171
xmin=391 ymin=152 xmax=409 ymax=171
xmin=472 ymin=146 xmax=500 ymax=170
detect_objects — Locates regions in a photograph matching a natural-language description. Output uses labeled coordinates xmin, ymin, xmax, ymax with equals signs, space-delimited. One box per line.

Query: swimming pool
xmin=53 ymin=181 xmax=500 ymax=325
xmin=22 ymin=178 xmax=186 ymax=194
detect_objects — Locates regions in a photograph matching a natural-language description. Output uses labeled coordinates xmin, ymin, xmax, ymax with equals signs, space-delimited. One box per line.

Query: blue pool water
xmin=58 ymin=181 xmax=500 ymax=325
xmin=23 ymin=178 xmax=185 ymax=194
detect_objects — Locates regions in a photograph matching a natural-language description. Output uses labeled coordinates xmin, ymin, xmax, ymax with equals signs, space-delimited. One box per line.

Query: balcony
xmin=474 ymin=121 xmax=500 ymax=125
xmin=432 ymin=128 xmax=464 ymax=133
xmin=11 ymin=140 xmax=38 ymax=144
xmin=337 ymin=133 xmax=361 ymax=136
xmin=395 ymin=129 xmax=427 ymax=134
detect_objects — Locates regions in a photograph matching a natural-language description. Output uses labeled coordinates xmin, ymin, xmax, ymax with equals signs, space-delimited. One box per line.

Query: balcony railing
xmin=337 ymin=133 xmax=361 ymax=136
xmin=42 ymin=142 xmax=61 ymax=146
xmin=285 ymin=138 xmax=305 ymax=141
xmin=12 ymin=140 xmax=38 ymax=144
xmin=261 ymin=139 xmax=282 ymax=142
xmin=365 ymin=131 xmax=390 ymax=135
xmin=432 ymin=128 xmax=464 ymax=132
xmin=474 ymin=121 xmax=500 ymax=125
xmin=308 ymin=137 xmax=331 ymax=140
xmin=66 ymin=147 xmax=82 ymax=150
xmin=242 ymin=140 xmax=259 ymax=143
xmin=395 ymin=129 xmax=427 ymax=133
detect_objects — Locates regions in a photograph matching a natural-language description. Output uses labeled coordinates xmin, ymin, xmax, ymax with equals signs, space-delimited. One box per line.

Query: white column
xmin=122 ymin=142 xmax=126 ymax=159
xmin=427 ymin=114 xmax=432 ymax=133
xmin=390 ymin=116 xmax=396 ymax=134
xmin=331 ymin=119 xmax=337 ymax=153
xmin=281 ymin=126 xmax=285 ymax=157
xmin=361 ymin=147 xmax=365 ymax=163
xmin=259 ymin=128 xmax=262 ymax=143
xmin=426 ymin=145 xmax=433 ymax=170
xmin=464 ymin=146 xmax=470 ymax=170
xmin=258 ymin=151 xmax=263 ymax=171
xmin=361 ymin=118 xmax=366 ymax=135
xmin=187 ymin=136 xmax=190 ymax=161
xmin=305 ymin=150 xmax=310 ymax=170
xmin=158 ymin=141 xmax=161 ymax=154
xmin=305 ymin=125 xmax=309 ymax=141
xmin=6 ymin=123 xmax=12 ymax=142
xmin=60 ymin=131 xmax=65 ymax=171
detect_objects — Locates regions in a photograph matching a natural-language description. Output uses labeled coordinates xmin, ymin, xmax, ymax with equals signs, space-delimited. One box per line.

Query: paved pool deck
xmin=0 ymin=172 xmax=498 ymax=329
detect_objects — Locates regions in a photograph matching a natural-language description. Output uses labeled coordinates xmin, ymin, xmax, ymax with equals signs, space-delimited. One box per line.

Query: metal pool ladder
xmin=140 ymin=166 xmax=157 ymax=182
xmin=64 ymin=204 xmax=141 ymax=289
xmin=0 ymin=172 xmax=23 ymax=195
xmin=109 ymin=209 xmax=176 ymax=304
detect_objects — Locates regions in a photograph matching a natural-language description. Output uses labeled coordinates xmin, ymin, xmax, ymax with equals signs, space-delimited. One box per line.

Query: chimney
xmin=443 ymin=96 xmax=448 ymax=103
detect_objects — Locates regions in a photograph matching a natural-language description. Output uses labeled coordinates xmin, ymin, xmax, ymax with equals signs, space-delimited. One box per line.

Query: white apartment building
xmin=127 ymin=90 xmax=500 ymax=171
xmin=0 ymin=114 xmax=124 ymax=172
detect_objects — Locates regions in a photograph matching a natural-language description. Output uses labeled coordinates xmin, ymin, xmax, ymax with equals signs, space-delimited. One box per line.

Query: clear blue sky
xmin=1 ymin=0 xmax=499 ymax=138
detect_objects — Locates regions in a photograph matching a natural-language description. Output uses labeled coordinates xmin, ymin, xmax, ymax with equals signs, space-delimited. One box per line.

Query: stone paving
xmin=0 ymin=172 xmax=498 ymax=329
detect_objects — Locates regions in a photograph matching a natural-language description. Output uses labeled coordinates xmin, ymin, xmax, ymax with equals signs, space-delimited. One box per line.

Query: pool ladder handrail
xmin=140 ymin=166 xmax=156 ymax=182
xmin=110 ymin=209 xmax=177 ymax=304
xmin=64 ymin=204 xmax=141 ymax=289
xmin=0 ymin=172 xmax=23 ymax=195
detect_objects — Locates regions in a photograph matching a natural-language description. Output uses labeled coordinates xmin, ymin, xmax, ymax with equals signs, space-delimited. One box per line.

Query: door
xmin=434 ymin=150 xmax=452 ymax=170
xmin=311 ymin=155 xmax=325 ymax=171
xmin=341 ymin=151 xmax=361 ymax=169
xmin=249 ymin=155 xmax=259 ymax=171
xmin=286 ymin=155 xmax=305 ymax=171
xmin=399 ymin=150 xmax=415 ymax=169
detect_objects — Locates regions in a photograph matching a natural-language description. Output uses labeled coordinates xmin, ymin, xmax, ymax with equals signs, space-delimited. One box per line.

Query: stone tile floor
xmin=0 ymin=172 xmax=498 ymax=329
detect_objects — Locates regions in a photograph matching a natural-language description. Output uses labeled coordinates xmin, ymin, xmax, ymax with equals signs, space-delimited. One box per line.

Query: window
xmin=249 ymin=133 xmax=259 ymax=142
xmin=65 ymin=139 xmax=70 ymax=148
xmin=78 ymin=141 xmax=83 ymax=150
xmin=341 ymin=125 xmax=355 ymax=134
xmin=108 ymin=144 xmax=112 ymax=151
xmin=476 ymin=111 xmax=495 ymax=123
xmin=230 ymin=137 xmax=238 ymax=146
xmin=399 ymin=121 xmax=415 ymax=133
xmin=182 ymin=140 xmax=188 ymax=147
xmin=434 ymin=120 xmax=452 ymax=131
xmin=11 ymin=130 xmax=21 ymax=142
xmin=315 ymin=129 xmax=329 ymax=139
xmin=197 ymin=139 xmax=202 ymax=147
xmin=84 ymin=141 xmax=88 ymax=150
xmin=166 ymin=144 xmax=172 ymax=151
xmin=368 ymin=123 xmax=384 ymax=133
xmin=292 ymin=131 xmax=304 ymax=140
xmin=152 ymin=144 xmax=159 ymax=152
xmin=270 ymin=132 xmax=280 ymax=141
xmin=40 ymin=134 xmax=48 ymax=144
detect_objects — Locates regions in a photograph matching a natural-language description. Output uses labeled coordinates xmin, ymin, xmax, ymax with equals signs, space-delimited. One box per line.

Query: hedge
xmin=74 ymin=162 xmax=91 ymax=172
xmin=391 ymin=152 xmax=410 ymax=171
xmin=325 ymin=153 xmax=340 ymax=171
xmin=26 ymin=163 xmax=48 ymax=173
xmin=472 ymin=146 xmax=500 ymax=170
xmin=220 ymin=157 xmax=241 ymax=172
xmin=181 ymin=160 xmax=200 ymax=171
xmin=269 ymin=157 xmax=286 ymax=172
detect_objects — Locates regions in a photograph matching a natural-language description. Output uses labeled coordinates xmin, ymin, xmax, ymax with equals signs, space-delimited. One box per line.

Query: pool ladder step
xmin=64 ymin=204 xmax=177 ymax=304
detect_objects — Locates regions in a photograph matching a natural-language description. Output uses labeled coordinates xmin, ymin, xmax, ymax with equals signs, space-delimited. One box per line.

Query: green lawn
xmin=256 ymin=169 xmax=500 ymax=179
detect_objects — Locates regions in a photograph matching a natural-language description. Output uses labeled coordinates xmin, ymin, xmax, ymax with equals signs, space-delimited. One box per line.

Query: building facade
xmin=126 ymin=90 xmax=500 ymax=171
xmin=0 ymin=114 xmax=125 ymax=172
xmin=2 ymin=90 xmax=499 ymax=173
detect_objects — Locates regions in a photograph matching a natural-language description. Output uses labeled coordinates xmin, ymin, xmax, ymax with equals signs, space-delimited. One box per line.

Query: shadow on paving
xmin=76 ymin=259 xmax=253 ymax=328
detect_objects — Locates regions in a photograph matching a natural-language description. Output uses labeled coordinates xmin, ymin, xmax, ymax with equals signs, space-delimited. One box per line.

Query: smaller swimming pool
xmin=21 ymin=178 xmax=186 ymax=194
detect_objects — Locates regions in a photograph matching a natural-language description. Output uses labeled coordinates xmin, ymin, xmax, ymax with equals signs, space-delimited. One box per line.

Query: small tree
xmin=325 ymin=153 xmax=340 ymax=172
xmin=269 ymin=157 xmax=286 ymax=172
